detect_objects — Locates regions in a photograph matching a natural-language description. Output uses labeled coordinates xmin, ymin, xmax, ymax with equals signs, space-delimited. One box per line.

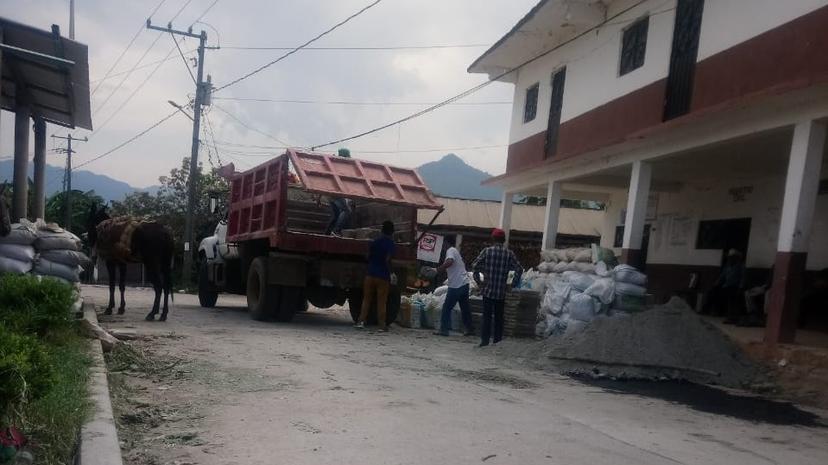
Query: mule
xmin=87 ymin=205 xmax=175 ymax=321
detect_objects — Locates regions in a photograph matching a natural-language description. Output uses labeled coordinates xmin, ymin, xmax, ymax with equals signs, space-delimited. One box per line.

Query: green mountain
xmin=417 ymin=154 xmax=502 ymax=201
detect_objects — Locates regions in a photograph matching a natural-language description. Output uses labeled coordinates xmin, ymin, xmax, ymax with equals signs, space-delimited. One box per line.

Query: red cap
xmin=491 ymin=228 xmax=506 ymax=239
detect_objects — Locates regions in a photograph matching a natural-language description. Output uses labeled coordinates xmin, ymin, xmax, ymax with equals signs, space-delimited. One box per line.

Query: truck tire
xmin=307 ymin=286 xmax=339 ymax=309
xmin=198 ymin=262 xmax=219 ymax=308
xmin=347 ymin=286 xmax=401 ymax=326
xmin=348 ymin=290 xmax=363 ymax=323
xmin=247 ymin=257 xmax=278 ymax=321
xmin=274 ymin=286 xmax=303 ymax=322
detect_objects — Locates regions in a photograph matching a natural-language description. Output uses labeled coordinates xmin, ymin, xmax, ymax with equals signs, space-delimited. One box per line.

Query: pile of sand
xmin=500 ymin=298 xmax=764 ymax=388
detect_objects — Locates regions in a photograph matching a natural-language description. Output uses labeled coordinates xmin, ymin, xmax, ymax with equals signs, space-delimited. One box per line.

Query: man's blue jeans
xmin=480 ymin=297 xmax=505 ymax=346
xmin=438 ymin=284 xmax=473 ymax=335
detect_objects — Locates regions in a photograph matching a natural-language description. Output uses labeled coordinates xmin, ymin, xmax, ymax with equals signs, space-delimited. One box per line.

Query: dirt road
xmin=82 ymin=285 xmax=828 ymax=465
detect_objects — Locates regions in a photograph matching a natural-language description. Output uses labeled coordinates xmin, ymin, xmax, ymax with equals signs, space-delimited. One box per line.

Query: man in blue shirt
xmin=355 ymin=221 xmax=396 ymax=331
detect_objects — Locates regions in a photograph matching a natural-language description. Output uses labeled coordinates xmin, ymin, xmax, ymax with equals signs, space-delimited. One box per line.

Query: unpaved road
xmin=82 ymin=285 xmax=828 ymax=465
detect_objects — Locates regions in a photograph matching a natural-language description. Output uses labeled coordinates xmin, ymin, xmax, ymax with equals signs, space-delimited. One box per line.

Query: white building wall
xmin=599 ymin=175 xmax=828 ymax=270
xmin=697 ymin=0 xmax=828 ymax=60
xmin=507 ymin=0 xmax=828 ymax=146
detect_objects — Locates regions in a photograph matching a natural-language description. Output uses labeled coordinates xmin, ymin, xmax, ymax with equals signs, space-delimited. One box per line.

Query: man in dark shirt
xmin=472 ymin=228 xmax=523 ymax=347
xmin=355 ymin=221 xmax=396 ymax=331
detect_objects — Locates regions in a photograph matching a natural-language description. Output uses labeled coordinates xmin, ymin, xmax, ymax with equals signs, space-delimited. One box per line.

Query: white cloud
xmin=1 ymin=0 xmax=537 ymax=187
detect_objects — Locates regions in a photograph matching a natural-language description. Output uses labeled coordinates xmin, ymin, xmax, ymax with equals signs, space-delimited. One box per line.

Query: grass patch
xmin=18 ymin=330 xmax=91 ymax=465
xmin=0 ymin=275 xmax=91 ymax=465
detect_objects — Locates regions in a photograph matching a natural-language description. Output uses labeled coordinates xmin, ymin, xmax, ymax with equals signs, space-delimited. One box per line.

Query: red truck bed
xmin=226 ymin=150 xmax=441 ymax=260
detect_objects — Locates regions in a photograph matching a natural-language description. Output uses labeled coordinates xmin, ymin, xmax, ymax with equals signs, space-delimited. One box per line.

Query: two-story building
xmin=469 ymin=0 xmax=828 ymax=344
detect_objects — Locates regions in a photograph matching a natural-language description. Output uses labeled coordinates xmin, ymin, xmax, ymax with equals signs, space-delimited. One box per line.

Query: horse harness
xmin=96 ymin=216 xmax=148 ymax=263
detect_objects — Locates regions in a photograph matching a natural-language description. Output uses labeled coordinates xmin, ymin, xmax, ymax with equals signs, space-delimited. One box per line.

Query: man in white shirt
xmin=434 ymin=236 xmax=474 ymax=336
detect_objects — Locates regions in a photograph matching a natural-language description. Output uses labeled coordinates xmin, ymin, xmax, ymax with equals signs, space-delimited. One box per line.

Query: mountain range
xmin=0 ymin=153 xmax=499 ymax=202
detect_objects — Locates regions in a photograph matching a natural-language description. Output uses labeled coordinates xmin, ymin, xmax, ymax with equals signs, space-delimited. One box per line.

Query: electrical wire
xmin=90 ymin=0 xmax=169 ymax=95
xmin=214 ymin=0 xmax=384 ymax=93
xmin=91 ymin=0 xmax=194 ymax=118
xmin=310 ymin=0 xmax=649 ymax=150
xmin=203 ymin=110 xmax=224 ymax=166
xmin=217 ymin=43 xmax=489 ymax=51
xmin=211 ymin=97 xmax=511 ymax=106
xmin=207 ymin=138 xmax=505 ymax=155
xmin=93 ymin=38 xmax=186 ymax=135
xmin=172 ymin=32 xmax=197 ymax=85
xmin=211 ymin=104 xmax=294 ymax=147
xmin=90 ymin=49 xmax=197 ymax=84
xmin=75 ymin=108 xmax=181 ymax=170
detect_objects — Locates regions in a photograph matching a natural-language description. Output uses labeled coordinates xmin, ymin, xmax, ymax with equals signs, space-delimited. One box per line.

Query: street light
xmin=168 ymin=100 xmax=194 ymax=121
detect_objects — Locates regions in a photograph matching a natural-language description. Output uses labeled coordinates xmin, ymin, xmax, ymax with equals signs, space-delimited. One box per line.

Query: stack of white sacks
xmin=404 ymin=272 xmax=480 ymax=330
xmin=520 ymin=245 xmax=648 ymax=338
xmin=0 ymin=220 xmax=89 ymax=284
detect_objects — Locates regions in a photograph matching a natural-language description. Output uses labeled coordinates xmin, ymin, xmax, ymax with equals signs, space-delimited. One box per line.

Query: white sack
xmin=0 ymin=244 xmax=35 ymax=262
xmin=566 ymin=293 xmax=597 ymax=322
xmin=0 ymin=256 xmax=32 ymax=274
xmin=614 ymin=281 xmax=647 ymax=296
xmin=562 ymin=271 xmax=596 ymax=292
xmin=613 ymin=264 xmax=648 ymax=286
xmin=584 ymin=277 xmax=615 ymax=305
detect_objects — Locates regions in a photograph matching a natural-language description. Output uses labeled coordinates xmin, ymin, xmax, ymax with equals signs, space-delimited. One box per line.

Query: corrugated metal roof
xmin=418 ymin=196 xmax=603 ymax=237
xmin=0 ymin=17 xmax=92 ymax=130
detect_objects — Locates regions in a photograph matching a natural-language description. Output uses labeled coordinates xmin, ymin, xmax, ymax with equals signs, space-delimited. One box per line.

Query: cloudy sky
xmin=1 ymin=0 xmax=537 ymax=188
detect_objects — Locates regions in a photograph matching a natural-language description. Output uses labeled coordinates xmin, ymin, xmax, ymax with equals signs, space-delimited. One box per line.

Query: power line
xmin=93 ymin=39 xmax=185 ymax=135
xmin=217 ymin=43 xmax=490 ymax=51
xmin=207 ymin=139 xmax=505 ymax=155
xmin=211 ymin=103 xmax=294 ymax=147
xmin=211 ymin=97 xmax=511 ymax=106
xmin=91 ymin=0 xmax=194 ymax=118
xmin=75 ymin=108 xmax=180 ymax=170
xmin=90 ymin=0 xmax=169 ymax=96
xmin=93 ymin=0 xmax=220 ymax=135
xmin=214 ymin=0 xmax=384 ymax=93
xmin=89 ymin=49 xmax=197 ymax=84
xmin=172 ymin=32 xmax=197 ymax=85
xmin=310 ymin=0 xmax=647 ymax=150
xmin=203 ymin=110 xmax=224 ymax=166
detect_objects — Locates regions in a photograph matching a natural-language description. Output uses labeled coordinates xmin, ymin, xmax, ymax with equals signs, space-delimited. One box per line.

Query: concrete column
xmin=766 ymin=120 xmax=826 ymax=344
xmin=13 ymin=105 xmax=31 ymax=222
xmin=542 ymin=180 xmax=562 ymax=250
xmin=499 ymin=192 xmax=514 ymax=245
xmin=455 ymin=233 xmax=463 ymax=249
xmin=32 ymin=117 xmax=46 ymax=220
xmin=621 ymin=160 xmax=652 ymax=269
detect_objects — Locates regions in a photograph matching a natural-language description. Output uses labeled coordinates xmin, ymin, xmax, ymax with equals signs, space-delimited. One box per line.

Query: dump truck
xmin=197 ymin=149 xmax=443 ymax=323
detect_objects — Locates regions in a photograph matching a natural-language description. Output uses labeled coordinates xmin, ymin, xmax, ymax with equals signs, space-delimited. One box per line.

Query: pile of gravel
xmin=499 ymin=298 xmax=764 ymax=388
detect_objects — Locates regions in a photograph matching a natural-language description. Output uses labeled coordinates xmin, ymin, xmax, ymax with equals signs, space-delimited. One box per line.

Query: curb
xmin=79 ymin=302 xmax=124 ymax=465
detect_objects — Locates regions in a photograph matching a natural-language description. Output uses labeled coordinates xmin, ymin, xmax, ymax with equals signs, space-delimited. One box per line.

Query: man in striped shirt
xmin=472 ymin=228 xmax=523 ymax=347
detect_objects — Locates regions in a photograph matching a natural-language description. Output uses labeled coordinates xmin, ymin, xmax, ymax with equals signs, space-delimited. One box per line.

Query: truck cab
xmin=197 ymin=150 xmax=442 ymax=325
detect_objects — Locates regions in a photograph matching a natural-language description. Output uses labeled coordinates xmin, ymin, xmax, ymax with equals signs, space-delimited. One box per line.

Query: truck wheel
xmin=348 ymin=290 xmax=363 ymax=323
xmin=198 ymin=262 xmax=219 ymax=308
xmin=385 ymin=287 xmax=402 ymax=327
xmin=274 ymin=286 xmax=303 ymax=322
xmin=307 ymin=286 xmax=339 ymax=309
xmin=247 ymin=257 xmax=278 ymax=321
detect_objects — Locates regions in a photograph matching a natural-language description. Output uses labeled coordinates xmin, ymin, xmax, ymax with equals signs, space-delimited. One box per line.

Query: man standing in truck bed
xmin=472 ymin=228 xmax=522 ymax=347
xmin=354 ymin=220 xmax=396 ymax=331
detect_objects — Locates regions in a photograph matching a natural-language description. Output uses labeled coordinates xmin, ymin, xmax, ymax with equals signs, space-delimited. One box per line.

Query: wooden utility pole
xmin=147 ymin=20 xmax=209 ymax=284
xmin=51 ymin=133 xmax=88 ymax=230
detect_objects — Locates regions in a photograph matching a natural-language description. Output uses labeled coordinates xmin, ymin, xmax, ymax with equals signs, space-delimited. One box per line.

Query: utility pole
xmin=69 ymin=0 xmax=75 ymax=39
xmin=51 ymin=134 xmax=88 ymax=230
xmin=147 ymin=20 xmax=209 ymax=285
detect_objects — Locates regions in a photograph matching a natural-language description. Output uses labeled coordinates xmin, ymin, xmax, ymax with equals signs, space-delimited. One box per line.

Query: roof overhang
xmin=468 ymin=0 xmax=608 ymax=82
xmin=0 ymin=17 xmax=92 ymax=130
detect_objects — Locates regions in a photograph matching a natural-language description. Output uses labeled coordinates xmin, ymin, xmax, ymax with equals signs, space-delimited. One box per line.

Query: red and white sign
xmin=417 ymin=232 xmax=444 ymax=263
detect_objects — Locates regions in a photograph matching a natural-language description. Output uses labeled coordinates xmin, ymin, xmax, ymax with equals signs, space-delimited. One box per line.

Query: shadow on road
xmin=573 ymin=377 xmax=826 ymax=427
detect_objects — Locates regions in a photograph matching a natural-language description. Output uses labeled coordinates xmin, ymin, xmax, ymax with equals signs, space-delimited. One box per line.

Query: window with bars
xmin=620 ymin=16 xmax=649 ymax=76
xmin=523 ymin=83 xmax=539 ymax=123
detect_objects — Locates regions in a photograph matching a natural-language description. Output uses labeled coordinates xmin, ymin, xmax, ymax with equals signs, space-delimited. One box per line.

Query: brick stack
xmin=504 ymin=290 xmax=540 ymax=338
xmin=467 ymin=290 xmax=540 ymax=339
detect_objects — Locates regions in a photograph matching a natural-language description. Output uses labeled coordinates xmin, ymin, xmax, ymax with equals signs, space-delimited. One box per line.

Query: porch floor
xmin=705 ymin=316 xmax=828 ymax=349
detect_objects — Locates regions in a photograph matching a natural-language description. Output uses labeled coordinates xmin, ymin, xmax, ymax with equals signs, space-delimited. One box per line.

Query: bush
xmin=0 ymin=275 xmax=75 ymax=336
xmin=0 ymin=325 xmax=55 ymax=422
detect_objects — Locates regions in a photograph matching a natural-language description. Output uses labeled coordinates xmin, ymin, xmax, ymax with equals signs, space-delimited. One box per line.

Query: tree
xmin=111 ymin=158 xmax=229 ymax=284
xmin=45 ymin=190 xmax=105 ymax=235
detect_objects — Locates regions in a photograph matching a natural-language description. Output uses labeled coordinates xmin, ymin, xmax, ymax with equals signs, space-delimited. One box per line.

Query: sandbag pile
xmin=0 ymin=220 xmax=90 ymax=284
xmin=518 ymin=244 xmax=648 ymax=339
xmin=0 ymin=223 xmax=37 ymax=274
